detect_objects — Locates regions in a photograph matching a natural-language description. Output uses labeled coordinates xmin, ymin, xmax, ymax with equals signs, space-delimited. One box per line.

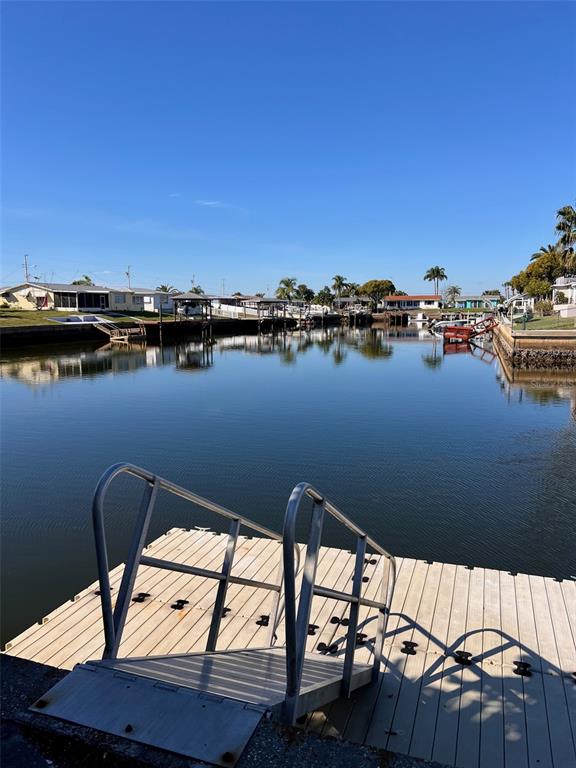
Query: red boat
xmin=443 ymin=315 xmax=498 ymax=343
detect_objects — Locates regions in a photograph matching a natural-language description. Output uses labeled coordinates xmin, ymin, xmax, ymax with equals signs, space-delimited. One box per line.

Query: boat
xmin=442 ymin=315 xmax=498 ymax=343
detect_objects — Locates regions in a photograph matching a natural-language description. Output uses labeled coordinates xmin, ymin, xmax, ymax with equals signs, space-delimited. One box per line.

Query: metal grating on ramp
xmin=91 ymin=647 xmax=372 ymax=708
xmin=31 ymin=663 xmax=265 ymax=767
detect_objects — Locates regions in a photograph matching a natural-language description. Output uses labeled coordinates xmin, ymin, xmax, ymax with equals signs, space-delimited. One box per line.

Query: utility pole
xmin=221 ymin=278 xmax=226 ymax=296
xmin=126 ymin=266 xmax=132 ymax=289
xmin=24 ymin=254 xmax=30 ymax=282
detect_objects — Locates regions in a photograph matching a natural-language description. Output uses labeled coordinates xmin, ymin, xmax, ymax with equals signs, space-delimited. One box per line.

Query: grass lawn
xmin=0 ymin=309 xmax=165 ymax=327
xmin=513 ymin=315 xmax=576 ymax=331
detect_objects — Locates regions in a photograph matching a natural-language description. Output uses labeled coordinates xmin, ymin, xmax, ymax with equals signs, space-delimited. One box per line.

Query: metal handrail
xmin=92 ymin=462 xmax=292 ymax=659
xmin=282 ymin=482 xmax=396 ymax=724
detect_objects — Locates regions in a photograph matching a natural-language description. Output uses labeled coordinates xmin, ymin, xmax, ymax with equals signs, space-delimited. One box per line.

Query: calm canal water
xmin=1 ymin=327 xmax=575 ymax=646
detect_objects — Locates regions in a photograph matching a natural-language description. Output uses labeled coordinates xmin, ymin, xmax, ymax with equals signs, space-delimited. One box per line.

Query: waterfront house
xmin=454 ymin=294 xmax=500 ymax=309
xmin=552 ymin=276 xmax=576 ymax=317
xmin=380 ymin=294 xmax=442 ymax=310
xmin=0 ymin=282 xmax=173 ymax=314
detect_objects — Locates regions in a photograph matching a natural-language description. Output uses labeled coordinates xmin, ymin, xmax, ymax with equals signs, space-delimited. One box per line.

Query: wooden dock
xmin=4 ymin=528 xmax=575 ymax=768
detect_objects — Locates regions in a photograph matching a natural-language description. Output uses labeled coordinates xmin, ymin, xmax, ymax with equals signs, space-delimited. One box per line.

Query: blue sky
xmin=2 ymin=1 xmax=575 ymax=295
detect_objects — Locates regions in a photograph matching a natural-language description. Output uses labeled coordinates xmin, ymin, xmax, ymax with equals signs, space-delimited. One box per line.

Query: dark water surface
xmin=1 ymin=328 xmax=575 ymax=645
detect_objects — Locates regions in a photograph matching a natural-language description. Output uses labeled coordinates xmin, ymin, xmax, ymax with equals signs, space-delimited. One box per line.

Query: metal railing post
xmin=109 ymin=477 xmax=159 ymax=658
xmin=206 ymin=517 xmax=241 ymax=651
xmin=93 ymin=487 xmax=116 ymax=659
xmin=294 ymin=501 xmax=324 ymax=680
xmin=342 ymin=535 xmax=366 ymax=696
xmin=281 ymin=482 xmax=397 ymax=719
xmin=371 ymin=556 xmax=396 ymax=681
xmin=283 ymin=485 xmax=325 ymax=723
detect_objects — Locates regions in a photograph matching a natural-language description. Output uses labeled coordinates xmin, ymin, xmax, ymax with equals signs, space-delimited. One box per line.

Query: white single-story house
xmin=0 ymin=282 xmax=174 ymax=314
xmin=552 ymin=276 xmax=576 ymax=318
xmin=380 ymin=295 xmax=442 ymax=310
xmin=454 ymin=295 xmax=500 ymax=309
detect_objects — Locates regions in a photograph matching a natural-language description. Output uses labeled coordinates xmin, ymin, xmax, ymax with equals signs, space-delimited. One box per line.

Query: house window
xmin=114 ymin=293 xmax=126 ymax=303
xmin=54 ymin=292 xmax=76 ymax=309
xmin=425 ymin=301 xmax=434 ymax=305
xmin=132 ymin=295 xmax=144 ymax=305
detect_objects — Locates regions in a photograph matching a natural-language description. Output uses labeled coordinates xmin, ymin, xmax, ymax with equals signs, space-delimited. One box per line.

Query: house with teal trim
xmin=454 ymin=295 xmax=500 ymax=309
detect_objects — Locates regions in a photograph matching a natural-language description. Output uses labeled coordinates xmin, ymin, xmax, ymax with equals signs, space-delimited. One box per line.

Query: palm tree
xmin=530 ymin=243 xmax=575 ymax=276
xmin=444 ymin=285 xmax=461 ymax=306
xmin=156 ymin=284 xmax=178 ymax=293
xmin=295 ymin=283 xmax=315 ymax=302
xmin=530 ymin=244 xmax=564 ymax=262
xmin=331 ymin=275 xmax=347 ymax=298
xmin=555 ymin=204 xmax=576 ymax=249
xmin=72 ymin=275 xmax=94 ymax=286
xmin=275 ymin=277 xmax=297 ymax=300
xmin=423 ymin=266 xmax=447 ymax=295
xmin=343 ymin=281 xmax=360 ymax=297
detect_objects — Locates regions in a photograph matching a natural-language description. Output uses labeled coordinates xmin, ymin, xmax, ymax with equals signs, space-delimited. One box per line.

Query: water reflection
xmin=1 ymin=329 xmax=575 ymax=419
xmin=421 ymin=341 xmax=443 ymax=370
xmin=495 ymin=359 xmax=576 ymax=419
xmin=0 ymin=328 xmax=399 ymax=387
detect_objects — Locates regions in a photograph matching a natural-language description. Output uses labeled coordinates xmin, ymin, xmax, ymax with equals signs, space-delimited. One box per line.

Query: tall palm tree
xmin=331 ymin=275 xmax=347 ymax=298
xmin=275 ymin=277 xmax=297 ymax=300
xmin=424 ymin=266 xmax=447 ymax=295
xmin=156 ymin=284 xmax=178 ymax=293
xmin=445 ymin=285 xmax=461 ymax=306
xmin=555 ymin=204 xmax=576 ymax=249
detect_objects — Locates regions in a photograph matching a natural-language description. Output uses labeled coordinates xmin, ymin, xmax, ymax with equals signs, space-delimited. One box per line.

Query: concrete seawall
xmin=493 ymin=323 xmax=576 ymax=370
xmin=0 ymin=318 xmax=268 ymax=349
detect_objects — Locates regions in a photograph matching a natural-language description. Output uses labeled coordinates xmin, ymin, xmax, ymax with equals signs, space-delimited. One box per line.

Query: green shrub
xmin=534 ymin=299 xmax=554 ymax=316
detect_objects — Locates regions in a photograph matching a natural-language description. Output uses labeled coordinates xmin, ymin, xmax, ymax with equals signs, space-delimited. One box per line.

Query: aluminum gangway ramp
xmin=33 ymin=464 xmax=396 ymax=767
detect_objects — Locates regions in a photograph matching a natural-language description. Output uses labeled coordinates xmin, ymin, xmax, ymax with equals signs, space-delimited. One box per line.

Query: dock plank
xmin=477 ymin=568 xmax=504 ymax=768
xmin=454 ymin=566 xmax=484 ymax=768
xmin=430 ymin=564 xmax=471 ymax=767
xmin=529 ymin=575 xmax=576 ymax=767
xmin=498 ymin=569 xmax=528 ymax=768
xmin=341 ymin=556 xmax=415 ymax=746
xmin=408 ymin=562 xmax=457 ymax=762
xmin=364 ymin=559 xmax=430 ymax=749
xmin=514 ymin=573 xmax=554 ymax=768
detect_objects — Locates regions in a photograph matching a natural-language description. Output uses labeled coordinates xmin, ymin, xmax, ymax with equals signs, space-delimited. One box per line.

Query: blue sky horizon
xmin=2 ymin=1 xmax=575 ymax=296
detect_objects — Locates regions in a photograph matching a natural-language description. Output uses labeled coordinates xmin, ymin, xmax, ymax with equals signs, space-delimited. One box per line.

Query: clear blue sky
xmin=2 ymin=1 xmax=575 ymax=295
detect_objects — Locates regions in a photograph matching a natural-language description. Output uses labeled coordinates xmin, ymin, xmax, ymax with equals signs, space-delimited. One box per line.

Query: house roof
xmin=384 ymin=295 xmax=441 ymax=301
xmin=2 ymin=282 xmax=163 ymax=295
